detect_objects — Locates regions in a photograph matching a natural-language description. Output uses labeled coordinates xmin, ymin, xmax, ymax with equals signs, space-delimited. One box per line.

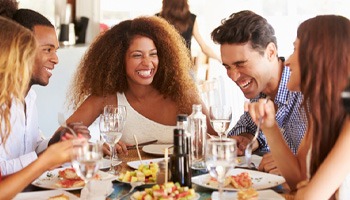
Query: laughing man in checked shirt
xmin=211 ymin=10 xmax=307 ymax=174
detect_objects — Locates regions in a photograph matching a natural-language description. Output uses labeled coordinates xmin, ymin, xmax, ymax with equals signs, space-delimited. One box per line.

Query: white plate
xmin=131 ymin=192 xmax=200 ymax=200
xmin=236 ymin=155 xmax=263 ymax=168
xmin=142 ymin=144 xmax=173 ymax=155
xmin=192 ymin=168 xmax=285 ymax=191
xmin=127 ymin=158 xmax=165 ymax=169
xmin=61 ymin=158 xmax=120 ymax=170
xmin=211 ymin=189 xmax=285 ymax=200
xmin=100 ymin=158 xmax=122 ymax=169
xmin=13 ymin=190 xmax=79 ymax=200
xmin=32 ymin=167 xmax=117 ymax=190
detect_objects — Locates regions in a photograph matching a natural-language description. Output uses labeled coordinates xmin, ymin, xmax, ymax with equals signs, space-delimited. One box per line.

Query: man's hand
xmin=49 ymin=122 xmax=91 ymax=146
xmin=230 ymin=133 xmax=259 ymax=156
xmin=103 ymin=141 xmax=129 ymax=156
xmin=66 ymin=122 xmax=91 ymax=139
xmin=258 ymin=153 xmax=281 ymax=175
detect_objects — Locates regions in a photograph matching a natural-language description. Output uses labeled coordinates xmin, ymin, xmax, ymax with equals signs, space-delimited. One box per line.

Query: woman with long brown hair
xmin=245 ymin=15 xmax=350 ymax=199
xmin=157 ymin=0 xmax=220 ymax=62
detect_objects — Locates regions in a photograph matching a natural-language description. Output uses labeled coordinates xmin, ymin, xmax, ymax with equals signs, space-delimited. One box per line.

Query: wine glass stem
xmin=218 ymin=180 xmax=224 ymax=199
xmin=109 ymin=144 xmax=115 ymax=172
xmin=86 ymin=180 xmax=92 ymax=199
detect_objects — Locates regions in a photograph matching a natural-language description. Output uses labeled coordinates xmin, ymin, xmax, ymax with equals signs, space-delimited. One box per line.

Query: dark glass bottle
xmin=170 ymin=128 xmax=192 ymax=187
xmin=176 ymin=114 xmax=191 ymax=157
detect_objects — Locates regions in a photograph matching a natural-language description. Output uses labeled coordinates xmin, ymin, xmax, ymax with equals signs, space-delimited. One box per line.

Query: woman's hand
xmin=40 ymin=140 xmax=75 ymax=169
xmin=244 ymin=98 xmax=277 ymax=130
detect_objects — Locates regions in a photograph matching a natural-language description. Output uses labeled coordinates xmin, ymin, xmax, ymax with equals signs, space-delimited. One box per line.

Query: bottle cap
xmin=192 ymin=104 xmax=202 ymax=111
xmin=176 ymin=114 xmax=188 ymax=122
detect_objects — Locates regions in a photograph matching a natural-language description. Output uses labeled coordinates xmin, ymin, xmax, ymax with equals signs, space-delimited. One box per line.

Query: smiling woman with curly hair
xmin=62 ymin=16 xmax=213 ymax=149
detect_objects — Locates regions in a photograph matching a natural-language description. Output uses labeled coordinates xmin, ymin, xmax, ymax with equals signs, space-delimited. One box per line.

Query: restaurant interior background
xmin=18 ymin=0 xmax=350 ymax=140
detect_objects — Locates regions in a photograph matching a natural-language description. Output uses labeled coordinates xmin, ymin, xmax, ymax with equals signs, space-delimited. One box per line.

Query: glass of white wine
xmin=100 ymin=105 xmax=126 ymax=174
xmin=72 ymin=141 xmax=103 ymax=200
xmin=205 ymin=138 xmax=237 ymax=199
xmin=209 ymin=105 xmax=232 ymax=140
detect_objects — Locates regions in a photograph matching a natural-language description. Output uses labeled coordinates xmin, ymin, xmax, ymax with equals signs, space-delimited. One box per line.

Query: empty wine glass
xmin=205 ymin=138 xmax=237 ymax=200
xmin=72 ymin=141 xmax=103 ymax=200
xmin=209 ymin=105 xmax=232 ymax=140
xmin=100 ymin=105 xmax=126 ymax=174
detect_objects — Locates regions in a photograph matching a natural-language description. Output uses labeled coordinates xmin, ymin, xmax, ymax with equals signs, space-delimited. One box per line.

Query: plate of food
xmin=127 ymin=158 xmax=165 ymax=169
xmin=32 ymin=167 xmax=116 ymax=190
xmin=13 ymin=190 xmax=79 ymax=200
xmin=192 ymin=168 xmax=285 ymax=191
xmin=142 ymin=144 xmax=173 ymax=156
xmin=130 ymin=182 xmax=200 ymax=200
xmin=211 ymin=189 xmax=285 ymax=200
xmin=117 ymin=163 xmax=159 ymax=185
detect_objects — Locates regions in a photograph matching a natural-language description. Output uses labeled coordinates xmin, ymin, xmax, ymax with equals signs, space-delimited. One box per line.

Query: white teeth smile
xmin=137 ymin=70 xmax=152 ymax=76
xmin=239 ymin=80 xmax=252 ymax=89
xmin=45 ymin=68 xmax=52 ymax=73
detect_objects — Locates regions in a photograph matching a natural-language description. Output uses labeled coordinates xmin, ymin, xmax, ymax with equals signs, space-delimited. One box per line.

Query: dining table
xmin=21 ymin=148 xmax=296 ymax=200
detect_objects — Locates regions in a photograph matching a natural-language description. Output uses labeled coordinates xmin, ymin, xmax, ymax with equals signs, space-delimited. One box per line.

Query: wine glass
xmin=100 ymin=105 xmax=126 ymax=174
xmin=209 ymin=105 xmax=232 ymax=140
xmin=205 ymin=138 xmax=237 ymax=200
xmin=72 ymin=141 xmax=103 ymax=200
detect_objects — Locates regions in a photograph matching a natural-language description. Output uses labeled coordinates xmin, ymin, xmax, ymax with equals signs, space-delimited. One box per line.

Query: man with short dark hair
xmin=0 ymin=1 xmax=89 ymax=175
xmin=211 ymin=10 xmax=307 ymax=173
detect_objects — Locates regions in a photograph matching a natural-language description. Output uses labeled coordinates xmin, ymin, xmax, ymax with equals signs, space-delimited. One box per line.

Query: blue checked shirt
xmin=228 ymin=67 xmax=307 ymax=154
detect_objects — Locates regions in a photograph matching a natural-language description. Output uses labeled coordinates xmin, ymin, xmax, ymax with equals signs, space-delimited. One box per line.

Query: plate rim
xmin=142 ymin=144 xmax=174 ymax=155
xmin=130 ymin=191 xmax=200 ymax=200
xmin=127 ymin=158 xmax=165 ymax=169
xmin=191 ymin=168 xmax=286 ymax=191
xmin=13 ymin=189 xmax=79 ymax=200
xmin=32 ymin=167 xmax=117 ymax=191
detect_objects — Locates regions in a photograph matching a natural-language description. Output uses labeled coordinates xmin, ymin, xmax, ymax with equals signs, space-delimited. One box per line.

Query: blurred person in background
xmin=156 ymin=0 xmax=221 ymax=63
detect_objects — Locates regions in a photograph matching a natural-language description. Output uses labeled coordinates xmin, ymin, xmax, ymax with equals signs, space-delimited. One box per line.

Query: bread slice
xmin=58 ymin=168 xmax=80 ymax=180
xmin=56 ymin=168 xmax=85 ymax=188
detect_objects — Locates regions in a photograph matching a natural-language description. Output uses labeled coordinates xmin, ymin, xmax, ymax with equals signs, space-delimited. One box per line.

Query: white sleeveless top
xmin=306 ymin=148 xmax=350 ymax=199
xmin=117 ymin=92 xmax=175 ymax=145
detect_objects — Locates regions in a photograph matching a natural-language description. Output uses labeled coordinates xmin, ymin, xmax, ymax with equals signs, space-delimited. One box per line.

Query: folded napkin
xmin=80 ymin=179 xmax=114 ymax=200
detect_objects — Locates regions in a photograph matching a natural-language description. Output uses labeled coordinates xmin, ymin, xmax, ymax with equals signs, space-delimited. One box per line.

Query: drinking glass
xmin=209 ymin=105 xmax=232 ymax=140
xmin=205 ymin=138 xmax=237 ymax=199
xmin=72 ymin=141 xmax=103 ymax=200
xmin=100 ymin=105 xmax=126 ymax=174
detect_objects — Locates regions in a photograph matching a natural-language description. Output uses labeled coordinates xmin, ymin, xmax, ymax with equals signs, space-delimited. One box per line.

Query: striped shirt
xmin=228 ymin=67 xmax=307 ymax=154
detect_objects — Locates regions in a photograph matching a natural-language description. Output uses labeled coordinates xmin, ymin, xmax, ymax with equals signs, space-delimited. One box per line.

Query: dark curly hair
xmin=211 ymin=10 xmax=277 ymax=55
xmin=68 ymin=16 xmax=200 ymax=114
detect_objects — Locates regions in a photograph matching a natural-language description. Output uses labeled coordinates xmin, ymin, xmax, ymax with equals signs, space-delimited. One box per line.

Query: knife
xmin=127 ymin=139 xmax=158 ymax=150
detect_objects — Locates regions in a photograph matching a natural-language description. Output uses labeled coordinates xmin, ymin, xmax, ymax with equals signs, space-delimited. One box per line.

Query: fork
xmin=245 ymin=97 xmax=269 ymax=168
xmin=116 ymin=181 xmax=144 ymax=200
